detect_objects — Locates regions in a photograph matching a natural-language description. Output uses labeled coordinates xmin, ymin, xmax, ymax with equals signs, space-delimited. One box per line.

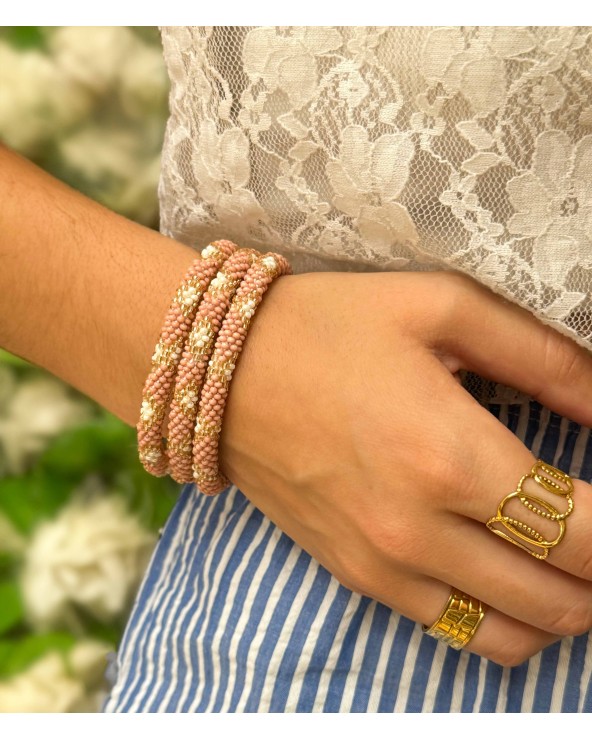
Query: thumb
xmin=430 ymin=272 xmax=592 ymax=427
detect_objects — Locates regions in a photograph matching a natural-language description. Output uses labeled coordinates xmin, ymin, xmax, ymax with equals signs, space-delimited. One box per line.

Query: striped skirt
xmin=102 ymin=396 xmax=592 ymax=712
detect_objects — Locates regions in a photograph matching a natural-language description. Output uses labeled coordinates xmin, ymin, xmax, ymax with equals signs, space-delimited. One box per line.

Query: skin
xmin=3 ymin=143 xmax=592 ymax=667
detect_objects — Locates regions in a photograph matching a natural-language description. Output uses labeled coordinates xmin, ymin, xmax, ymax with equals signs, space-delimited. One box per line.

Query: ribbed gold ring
xmin=422 ymin=588 xmax=485 ymax=650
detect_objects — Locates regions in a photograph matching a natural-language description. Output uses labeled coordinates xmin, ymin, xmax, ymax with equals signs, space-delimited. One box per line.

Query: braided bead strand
xmin=193 ymin=251 xmax=293 ymax=495
xmin=137 ymin=240 xmax=237 ymax=477
xmin=166 ymin=247 xmax=260 ymax=483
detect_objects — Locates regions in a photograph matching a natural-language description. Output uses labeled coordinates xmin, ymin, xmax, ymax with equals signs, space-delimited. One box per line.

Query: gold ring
xmin=486 ymin=459 xmax=574 ymax=560
xmin=422 ymin=588 xmax=485 ymax=650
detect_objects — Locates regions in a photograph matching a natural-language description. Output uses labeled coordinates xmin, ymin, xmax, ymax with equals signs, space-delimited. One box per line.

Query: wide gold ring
xmin=486 ymin=459 xmax=574 ymax=560
xmin=422 ymin=588 xmax=485 ymax=650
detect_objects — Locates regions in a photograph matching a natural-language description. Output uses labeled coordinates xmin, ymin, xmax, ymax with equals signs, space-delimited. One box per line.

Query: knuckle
xmin=336 ymin=574 xmax=362 ymax=595
xmin=541 ymin=329 xmax=588 ymax=388
xmin=372 ymin=516 xmax=424 ymax=566
xmin=545 ymin=598 xmax=592 ymax=637
xmin=332 ymin=567 xmax=363 ymax=596
xmin=329 ymin=549 xmax=375 ymax=597
xmin=430 ymin=270 xmax=478 ymax=331
xmin=576 ymin=547 xmax=592 ymax=583
xmin=422 ymin=432 xmax=476 ymax=510
xmin=486 ymin=639 xmax=536 ymax=668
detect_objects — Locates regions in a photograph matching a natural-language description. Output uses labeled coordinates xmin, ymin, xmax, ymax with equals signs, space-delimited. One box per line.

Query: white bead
xmin=239 ymin=299 xmax=256 ymax=317
xmin=262 ymin=256 xmax=277 ymax=270
xmin=201 ymin=244 xmax=217 ymax=258
xmin=211 ymin=271 xmax=227 ymax=290
xmin=143 ymin=449 xmax=161 ymax=464
xmin=140 ymin=403 xmax=154 ymax=421
xmin=182 ymin=290 xmax=196 ymax=305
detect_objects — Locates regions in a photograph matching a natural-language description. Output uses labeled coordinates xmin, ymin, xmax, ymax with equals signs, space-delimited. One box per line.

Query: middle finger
xmin=447 ymin=399 xmax=592 ymax=584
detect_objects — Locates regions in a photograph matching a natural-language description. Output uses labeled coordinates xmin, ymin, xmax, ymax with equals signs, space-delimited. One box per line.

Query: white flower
xmin=0 ymin=376 xmax=93 ymax=475
xmin=58 ymin=129 xmax=162 ymax=224
xmin=420 ymin=27 xmax=509 ymax=117
xmin=237 ymin=89 xmax=272 ymax=137
xmin=506 ymin=130 xmax=592 ymax=282
xmin=0 ymin=640 xmax=111 ymax=713
xmin=21 ymin=494 xmax=156 ymax=628
xmin=115 ymin=153 xmax=162 ymax=226
xmin=117 ymin=41 xmax=168 ymax=116
xmin=49 ymin=26 xmax=137 ymax=95
xmin=337 ymin=67 xmax=369 ymax=108
xmin=243 ymin=27 xmax=342 ymax=108
xmin=58 ymin=126 xmax=140 ymax=183
xmin=0 ymin=42 xmax=92 ymax=154
xmin=325 ymin=125 xmax=418 ymax=254
xmin=531 ymin=74 xmax=567 ymax=113
xmin=192 ymin=120 xmax=268 ymax=233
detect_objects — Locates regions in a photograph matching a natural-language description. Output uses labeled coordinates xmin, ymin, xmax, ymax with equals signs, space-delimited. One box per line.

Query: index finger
xmin=426 ymin=271 xmax=592 ymax=428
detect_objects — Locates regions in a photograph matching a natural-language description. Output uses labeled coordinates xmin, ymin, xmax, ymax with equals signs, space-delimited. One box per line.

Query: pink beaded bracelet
xmin=192 ymin=251 xmax=293 ymax=495
xmin=137 ymin=240 xmax=237 ymax=477
xmin=166 ymin=247 xmax=260 ymax=483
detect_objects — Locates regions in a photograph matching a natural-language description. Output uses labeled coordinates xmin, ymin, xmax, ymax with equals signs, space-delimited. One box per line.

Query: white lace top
xmin=158 ymin=26 xmax=592 ymax=401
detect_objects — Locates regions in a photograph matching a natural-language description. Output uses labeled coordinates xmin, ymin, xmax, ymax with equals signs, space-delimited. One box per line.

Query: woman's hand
xmin=219 ymin=269 xmax=592 ymax=667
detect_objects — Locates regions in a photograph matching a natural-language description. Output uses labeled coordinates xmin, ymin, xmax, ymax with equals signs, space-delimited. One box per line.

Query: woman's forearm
xmin=0 ymin=143 xmax=198 ymax=428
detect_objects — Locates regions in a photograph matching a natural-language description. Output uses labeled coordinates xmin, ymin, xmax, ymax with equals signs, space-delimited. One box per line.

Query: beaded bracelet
xmin=192 ymin=251 xmax=293 ymax=495
xmin=166 ymin=247 xmax=260 ymax=483
xmin=137 ymin=240 xmax=237 ymax=477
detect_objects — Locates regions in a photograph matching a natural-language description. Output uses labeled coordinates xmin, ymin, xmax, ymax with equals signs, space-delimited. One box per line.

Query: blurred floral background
xmin=0 ymin=26 xmax=177 ymax=712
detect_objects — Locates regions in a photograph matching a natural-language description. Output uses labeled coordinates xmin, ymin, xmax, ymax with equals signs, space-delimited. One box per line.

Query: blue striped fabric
xmin=102 ymin=397 xmax=592 ymax=712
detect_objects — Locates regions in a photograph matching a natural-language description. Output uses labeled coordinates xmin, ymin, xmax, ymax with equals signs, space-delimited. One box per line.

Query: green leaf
xmin=1 ymin=27 xmax=46 ymax=50
xmin=0 ymin=632 xmax=77 ymax=680
xmin=0 ymin=552 xmax=19 ymax=578
xmin=0 ymin=348 xmax=32 ymax=369
xmin=0 ymin=478 xmax=44 ymax=535
xmin=0 ymin=473 xmax=71 ymax=535
xmin=0 ymin=582 xmax=24 ymax=635
xmin=38 ymin=413 xmax=135 ymax=481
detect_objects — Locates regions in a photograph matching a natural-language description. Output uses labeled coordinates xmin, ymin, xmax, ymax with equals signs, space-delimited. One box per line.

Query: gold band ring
xmin=423 ymin=588 xmax=485 ymax=650
xmin=486 ymin=459 xmax=574 ymax=560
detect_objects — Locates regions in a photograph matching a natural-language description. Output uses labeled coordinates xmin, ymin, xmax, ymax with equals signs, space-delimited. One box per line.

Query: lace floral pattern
xmin=158 ymin=26 xmax=592 ymax=402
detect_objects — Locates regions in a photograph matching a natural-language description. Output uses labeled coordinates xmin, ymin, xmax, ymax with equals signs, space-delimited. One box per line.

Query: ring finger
xmin=368 ymin=570 xmax=561 ymax=667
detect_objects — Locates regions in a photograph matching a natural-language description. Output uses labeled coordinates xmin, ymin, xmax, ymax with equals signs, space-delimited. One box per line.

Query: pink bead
xmin=193 ymin=250 xmax=292 ymax=495
xmin=138 ymin=239 xmax=292 ymax=490
xmin=165 ymin=247 xmax=260 ymax=483
xmin=136 ymin=240 xmax=237 ymax=477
